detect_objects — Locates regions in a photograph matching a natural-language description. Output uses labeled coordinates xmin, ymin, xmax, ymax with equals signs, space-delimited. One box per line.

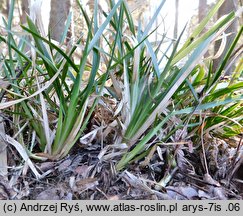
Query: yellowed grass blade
xmin=0 ymin=116 xmax=7 ymax=177
xmin=6 ymin=135 xmax=41 ymax=179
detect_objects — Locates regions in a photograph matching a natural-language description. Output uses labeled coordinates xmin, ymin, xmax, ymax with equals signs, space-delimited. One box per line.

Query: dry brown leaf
xmin=203 ymin=173 xmax=220 ymax=186
xmin=39 ymin=161 xmax=56 ymax=172
xmin=58 ymin=159 xmax=72 ymax=172
xmin=75 ymin=178 xmax=98 ymax=191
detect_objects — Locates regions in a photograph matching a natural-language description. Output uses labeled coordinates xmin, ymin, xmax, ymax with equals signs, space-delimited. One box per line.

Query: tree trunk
xmin=20 ymin=0 xmax=29 ymax=24
xmin=213 ymin=0 xmax=238 ymax=75
xmin=48 ymin=0 xmax=71 ymax=43
xmin=0 ymin=0 xmax=9 ymax=18
xmin=198 ymin=0 xmax=207 ymax=23
xmin=173 ymin=0 xmax=179 ymax=40
xmin=198 ymin=0 xmax=209 ymax=57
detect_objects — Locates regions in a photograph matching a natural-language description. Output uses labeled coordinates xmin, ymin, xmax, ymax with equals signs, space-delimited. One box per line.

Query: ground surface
xmin=0 ymin=134 xmax=242 ymax=200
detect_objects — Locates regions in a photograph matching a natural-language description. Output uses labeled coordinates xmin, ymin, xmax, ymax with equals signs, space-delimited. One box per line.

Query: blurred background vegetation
xmin=0 ymin=0 xmax=242 ymax=72
xmin=0 ymin=0 xmax=242 ymax=200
